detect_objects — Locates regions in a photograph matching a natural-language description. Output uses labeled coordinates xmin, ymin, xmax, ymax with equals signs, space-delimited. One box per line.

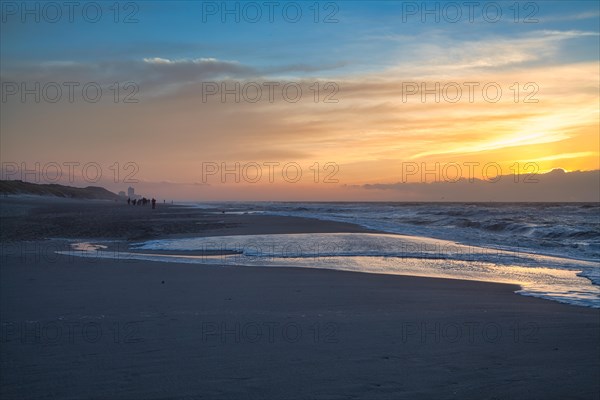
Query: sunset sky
xmin=1 ymin=1 xmax=599 ymax=201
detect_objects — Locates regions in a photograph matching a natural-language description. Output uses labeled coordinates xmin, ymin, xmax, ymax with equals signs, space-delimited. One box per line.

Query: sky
xmin=1 ymin=0 xmax=599 ymax=201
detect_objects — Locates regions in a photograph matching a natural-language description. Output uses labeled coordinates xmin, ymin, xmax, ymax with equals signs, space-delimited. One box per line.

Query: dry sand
xmin=1 ymin=197 xmax=599 ymax=399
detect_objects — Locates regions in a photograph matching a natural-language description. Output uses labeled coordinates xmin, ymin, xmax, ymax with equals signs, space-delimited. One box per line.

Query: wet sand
xmin=1 ymin=197 xmax=599 ymax=399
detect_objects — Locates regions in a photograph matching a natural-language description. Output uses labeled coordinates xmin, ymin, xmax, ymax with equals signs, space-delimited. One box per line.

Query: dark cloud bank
xmin=357 ymin=169 xmax=600 ymax=202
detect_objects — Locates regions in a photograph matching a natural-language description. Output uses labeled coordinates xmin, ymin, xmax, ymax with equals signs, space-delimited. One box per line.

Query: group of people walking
xmin=127 ymin=197 xmax=157 ymax=209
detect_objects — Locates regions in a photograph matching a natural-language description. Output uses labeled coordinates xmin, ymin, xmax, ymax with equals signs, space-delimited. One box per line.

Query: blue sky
xmin=2 ymin=1 xmax=598 ymax=74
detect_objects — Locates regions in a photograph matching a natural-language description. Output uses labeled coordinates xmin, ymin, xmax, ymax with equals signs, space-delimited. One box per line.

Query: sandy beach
xmin=4 ymin=0 xmax=599 ymax=398
xmin=1 ymin=197 xmax=599 ymax=399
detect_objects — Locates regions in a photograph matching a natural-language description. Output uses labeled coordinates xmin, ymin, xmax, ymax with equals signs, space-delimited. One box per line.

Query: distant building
xmin=127 ymin=186 xmax=141 ymax=200
xmin=118 ymin=191 xmax=126 ymax=197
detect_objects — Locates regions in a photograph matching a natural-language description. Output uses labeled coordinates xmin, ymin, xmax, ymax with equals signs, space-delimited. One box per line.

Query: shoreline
xmin=59 ymin=243 xmax=600 ymax=310
xmin=2 ymin=196 xmax=598 ymax=308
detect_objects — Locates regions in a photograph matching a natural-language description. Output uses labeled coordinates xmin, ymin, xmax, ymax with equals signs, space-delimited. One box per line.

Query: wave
xmin=216 ymin=202 xmax=599 ymax=263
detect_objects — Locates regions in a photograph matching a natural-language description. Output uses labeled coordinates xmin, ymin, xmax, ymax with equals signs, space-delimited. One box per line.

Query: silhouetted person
xmin=152 ymin=198 xmax=156 ymax=209
xmin=127 ymin=197 xmax=131 ymax=205
xmin=132 ymin=199 xmax=137 ymax=206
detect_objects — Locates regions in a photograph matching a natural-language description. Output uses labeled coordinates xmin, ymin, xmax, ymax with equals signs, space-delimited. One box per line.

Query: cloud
xmin=368 ymin=30 xmax=600 ymax=77
xmin=410 ymin=132 xmax=571 ymax=159
xmin=358 ymin=169 xmax=600 ymax=202
xmin=1 ymin=56 xmax=349 ymax=98
xmin=516 ymin=152 xmax=599 ymax=164
xmin=542 ymin=11 xmax=600 ymax=22
xmin=2 ymin=28 xmax=595 ymax=99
